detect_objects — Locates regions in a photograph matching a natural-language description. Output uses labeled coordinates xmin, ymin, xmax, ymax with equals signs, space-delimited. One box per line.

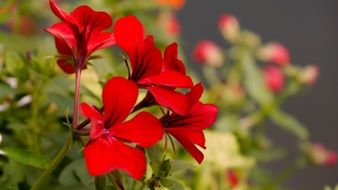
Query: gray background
xmin=178 ymin=0 xmax=338 ymax=189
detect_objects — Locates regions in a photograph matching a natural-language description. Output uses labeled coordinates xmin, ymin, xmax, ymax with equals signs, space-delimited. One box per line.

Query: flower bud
xmin=263 ymin=66 xmax=284 ymax=93
xmin=226 ymin=170 xmax=239 ymax=188
xmin=157 ymin=12 xmax=180 ymax=37
xmin=192 ymin=40 xmax=224 ymax=67
xmin=299 ymin=65 xmax=319 ymax=86
xmin=218 ymin=14 xmax=240 ymax=42
xmin=259 ymin=43 xmax=290 ymax=66
xmin=308 ymin=143 xmax=337 ymax=167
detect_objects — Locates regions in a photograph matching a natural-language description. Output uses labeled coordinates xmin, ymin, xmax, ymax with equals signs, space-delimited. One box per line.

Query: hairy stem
xmin=73 ymin=68 xmax=82 ymax=128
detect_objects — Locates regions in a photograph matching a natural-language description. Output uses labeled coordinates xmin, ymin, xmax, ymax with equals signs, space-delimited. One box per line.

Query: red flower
xmin=263 ymin=66 xmax=284 ymax=93
xmin=161 ymin=84 xmax=218 ymax=163
xmin=114 ymin=16 xmax=193 ymax=115
xmin=46 ymin=0 xmax=115 ymax=74
xmin=80 ymin=77 xmax=163 ymax=179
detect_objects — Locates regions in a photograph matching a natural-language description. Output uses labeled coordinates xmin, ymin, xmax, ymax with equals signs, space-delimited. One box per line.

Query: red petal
xmin=165 ymin=128 xmax=205 ymax=163
xmin=102 ymin=77 xmax=138 ymax=126
xmin=49 ymin=0 xmax=76 ymax=25
xmin=87 ymin=32 xmax=115 ymax=55
xmin=170 ymin=103 xmax=218 ymax=131
xmin=46 ymin=22 xmax=76 ymax=52
xmin=163 ymin=43 xmax=186 ymax=74
xmin=139 ymin=70 xmax=193 ymax=88
xmin=80 ymin=103 xmax=104 ymax=140
xmin=57 ymin=59 xmax=75 ymax=74
xmin=134 ymin=36 xmax=162 ymax=81
xmin=110 ymin=111 xmax=163 ymax=147
xmin=147 ymin=86 xmax=189 ymax=115
xmin=114 ymin=16 xmax=144 ymax=68
xmin=84 ymin=136 xmax=146 ymax=179
xmin=186 ymin=83 xmax=204 ymax=108
xmin=70 ymin=5 xmax=112 ymax=34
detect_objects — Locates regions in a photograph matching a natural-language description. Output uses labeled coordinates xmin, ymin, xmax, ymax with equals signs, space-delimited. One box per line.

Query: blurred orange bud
xmin=218 ymin=13 xmax=240 ymax=42
xmin=299 ymin=65 xmax=319 ymax=86
xmin=259 ymin=43 xmax=290 ymax=66
xmin=192 ymin=40 xmax=224 ymax=67
xmin=155 ymin=0 xmax=185 ymax=9
xmin=263 ymin=66 xmax=284 ymax=93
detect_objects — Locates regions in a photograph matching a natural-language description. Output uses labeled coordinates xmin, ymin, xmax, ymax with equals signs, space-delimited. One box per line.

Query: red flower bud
xmin=218 ymin=14 xmax=240 ymax=42
xmin=259 ymin=43 xmax=290 ymax=66
xmin=263 ymin=66 xmax=284 ymax=93
xmin=192 ymin=40 xmax=224 ymax=67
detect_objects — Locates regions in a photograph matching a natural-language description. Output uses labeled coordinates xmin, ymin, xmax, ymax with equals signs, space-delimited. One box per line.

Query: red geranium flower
xmin=114 ymin=16 xmax=193 ymax=115
xmin=161 ymin=83 xmax=218 ymax=163
xmin=80 ymin=77 xmax=163 ymax=179
xmin=46 ymin=0 xmax=115 ymax=74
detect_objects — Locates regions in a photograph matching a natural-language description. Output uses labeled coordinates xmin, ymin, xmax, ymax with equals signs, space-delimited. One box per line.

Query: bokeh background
xmin=178 ymin=0 xmax=338 ymax=189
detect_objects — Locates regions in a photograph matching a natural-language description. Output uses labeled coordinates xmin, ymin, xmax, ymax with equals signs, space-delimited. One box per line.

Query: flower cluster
xmin=47 ymin=1 xmax=218 ymax=180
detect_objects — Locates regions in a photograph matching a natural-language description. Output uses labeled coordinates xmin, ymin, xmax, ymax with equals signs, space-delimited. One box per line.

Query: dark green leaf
xmin=58 ymin=158 xmax=94 ymax=188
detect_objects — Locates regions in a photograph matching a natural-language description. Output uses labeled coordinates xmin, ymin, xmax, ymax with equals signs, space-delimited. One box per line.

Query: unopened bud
xmin=263 ymin=66 xmax=284 ymax=93
xmin=192 ymin=40 xmax=224 ymax=67
xmin=299 ymin=65 xmax=319 ymax=86
xmin=218 ymin=14 xmax=240 ymax=42
xmin=308 ymin=143 xmax=337 ymax=167
xmin=259 ymin=43 xmax=290 ymax=66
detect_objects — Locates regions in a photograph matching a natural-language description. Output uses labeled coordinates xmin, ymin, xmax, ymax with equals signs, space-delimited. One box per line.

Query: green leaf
xmin=242 ymin=54 xmax=273 ymax=105
xmin=170 ymin=160 xmax=193 ymax=173
xmin=0 ymin=147 xmax=51 ymax=169
xmin=4 ymin=50 xmax=25 ymax=77
xmin=146 ymin=146 xmax=162 ymax=175
xmin=58 ymin=158 xmax=94 ymax=189
xmin=269 ymin=110 xmax=309 ymax=139
xmin=160 ymin=178 xmax=185 ymax=190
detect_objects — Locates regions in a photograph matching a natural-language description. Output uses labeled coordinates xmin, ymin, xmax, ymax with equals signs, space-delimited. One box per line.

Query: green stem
xmin=31 ymin=134 xmax=73 ymax=190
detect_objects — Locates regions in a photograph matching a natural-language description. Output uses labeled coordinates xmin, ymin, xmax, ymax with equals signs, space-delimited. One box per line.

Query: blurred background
xmin=178 ymin=0 xmax=338 ymax=189
xmin=0 ymin=0 xmax=337 ymax=189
